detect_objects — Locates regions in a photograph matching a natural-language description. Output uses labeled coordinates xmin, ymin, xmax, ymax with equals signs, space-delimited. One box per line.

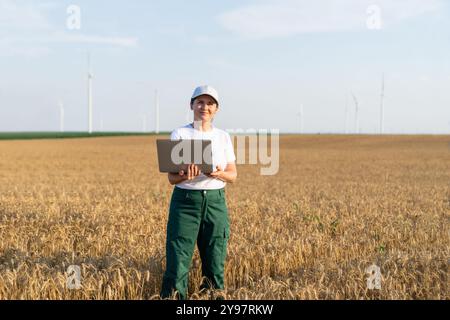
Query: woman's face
xmin=191 ymin=95 xmax=218 ymax=122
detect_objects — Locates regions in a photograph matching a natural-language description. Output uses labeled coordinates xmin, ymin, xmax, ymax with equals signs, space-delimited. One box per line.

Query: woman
xmin=160 ymin=85 xmax=237 ymax=300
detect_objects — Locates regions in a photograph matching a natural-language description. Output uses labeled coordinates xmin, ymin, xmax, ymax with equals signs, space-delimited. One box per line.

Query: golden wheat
xmin=0 ymin=135 xmax=448 ymax=299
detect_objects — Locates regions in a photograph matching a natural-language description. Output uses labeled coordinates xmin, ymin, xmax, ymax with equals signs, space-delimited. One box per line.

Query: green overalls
xmin=160 ymin=186 xmax=230 ymax=299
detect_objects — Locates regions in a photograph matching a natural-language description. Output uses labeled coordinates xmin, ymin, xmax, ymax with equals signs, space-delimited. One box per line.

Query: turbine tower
xmin=59 ymin=101 xmax=64 ymax=132
xmin=155 ymin=89 xmax=160 ymax=134
xmin=87 ymin=52 xmax=93 ymax=134
xmin=344 ymin=93 xmax=349 ymax=134
xmin=298 ymin=104 xmax=304 ymax=134
xmin=185 ymin=107 xmax=193 ymax=123
xmin=380 ymin=73 xmax=385 ymax=134
xmin=143 ymin=114 xmax=147 ymax=132
xmin=100 ymin=113 xmax=104 ymax=132
xmin=351 ymin=92 xmax=359 ymax=134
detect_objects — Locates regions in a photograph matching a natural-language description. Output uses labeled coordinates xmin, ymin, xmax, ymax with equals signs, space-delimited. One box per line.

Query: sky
xmin=0 ymin=0 xmax=449 ymax=134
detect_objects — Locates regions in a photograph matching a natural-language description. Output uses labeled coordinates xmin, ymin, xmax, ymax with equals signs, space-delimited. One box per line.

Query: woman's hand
xmin=168 ymin=164 xmax=202 ymax=185
xmin=179 ymin=164 xmax=202 ymax=180
xmin=205 ymin=165 xmax=224 ymax=180
xmin=205 ymin=163 xmax=237 ymax=183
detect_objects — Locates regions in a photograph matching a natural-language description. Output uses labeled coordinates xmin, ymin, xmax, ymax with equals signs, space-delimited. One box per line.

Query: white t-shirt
xmin=170 ymin=123 xmax=236 ymax=190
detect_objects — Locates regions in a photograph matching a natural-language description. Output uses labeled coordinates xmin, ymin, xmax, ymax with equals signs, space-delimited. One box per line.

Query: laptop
xmin=156 ymin=139 xmax=214 ymax=174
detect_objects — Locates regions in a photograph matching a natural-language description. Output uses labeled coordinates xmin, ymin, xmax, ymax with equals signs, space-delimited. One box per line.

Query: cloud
xmin=0 ymin=0 xmax=51 ymax=30
xmin=0 ymin=42 xmax=51 ymax=57
xmin=0 ymin=0 xmax=138 ymax=57
xmin=218 ymin=0 xmax=444 ymax=39
xmin=0 ymin=33 xmax=138 ymax=57
xmin=41 ymin=33 xmax=138 ymax=47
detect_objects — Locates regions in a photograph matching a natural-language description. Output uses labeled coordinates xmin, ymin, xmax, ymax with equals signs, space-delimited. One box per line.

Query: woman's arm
xmin=168 ymin=172 xmax=186 ymax=185
xmin=206 ymin=162 xmax=237 ymax=184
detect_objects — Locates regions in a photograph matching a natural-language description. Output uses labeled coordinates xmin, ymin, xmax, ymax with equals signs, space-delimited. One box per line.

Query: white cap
xmin=191 ymin=85 xmax=219 ymax=105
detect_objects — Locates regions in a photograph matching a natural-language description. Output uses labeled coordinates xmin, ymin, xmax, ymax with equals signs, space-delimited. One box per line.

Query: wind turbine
xmin=296 ymin=104 xmax=304 ymax=134
xmin=87 ymin=52 xmax=94 ymax=134
xmin=100 ymin=113 xmax=104 ymax=132
xmin=155 ymin=89 xmax=160 ymax=134
xmin=344 ymin=93 xmax=349 ymax=134
xmin=59 ymin=101 xmax=64 ymax=132
xmin=351 ymin=92 xmax=359 ymax=134
xmin=380 ymin=73 xmax=385 ymax=134
xmin=185 ymin=107 xmax=193 ymax=123
xmin=142 ymin=113 xmax=147 ymax=132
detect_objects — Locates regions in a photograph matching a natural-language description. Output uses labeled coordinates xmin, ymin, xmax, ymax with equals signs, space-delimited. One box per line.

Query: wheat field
xmin=0 ymin=135 xmax=448 ymax=299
